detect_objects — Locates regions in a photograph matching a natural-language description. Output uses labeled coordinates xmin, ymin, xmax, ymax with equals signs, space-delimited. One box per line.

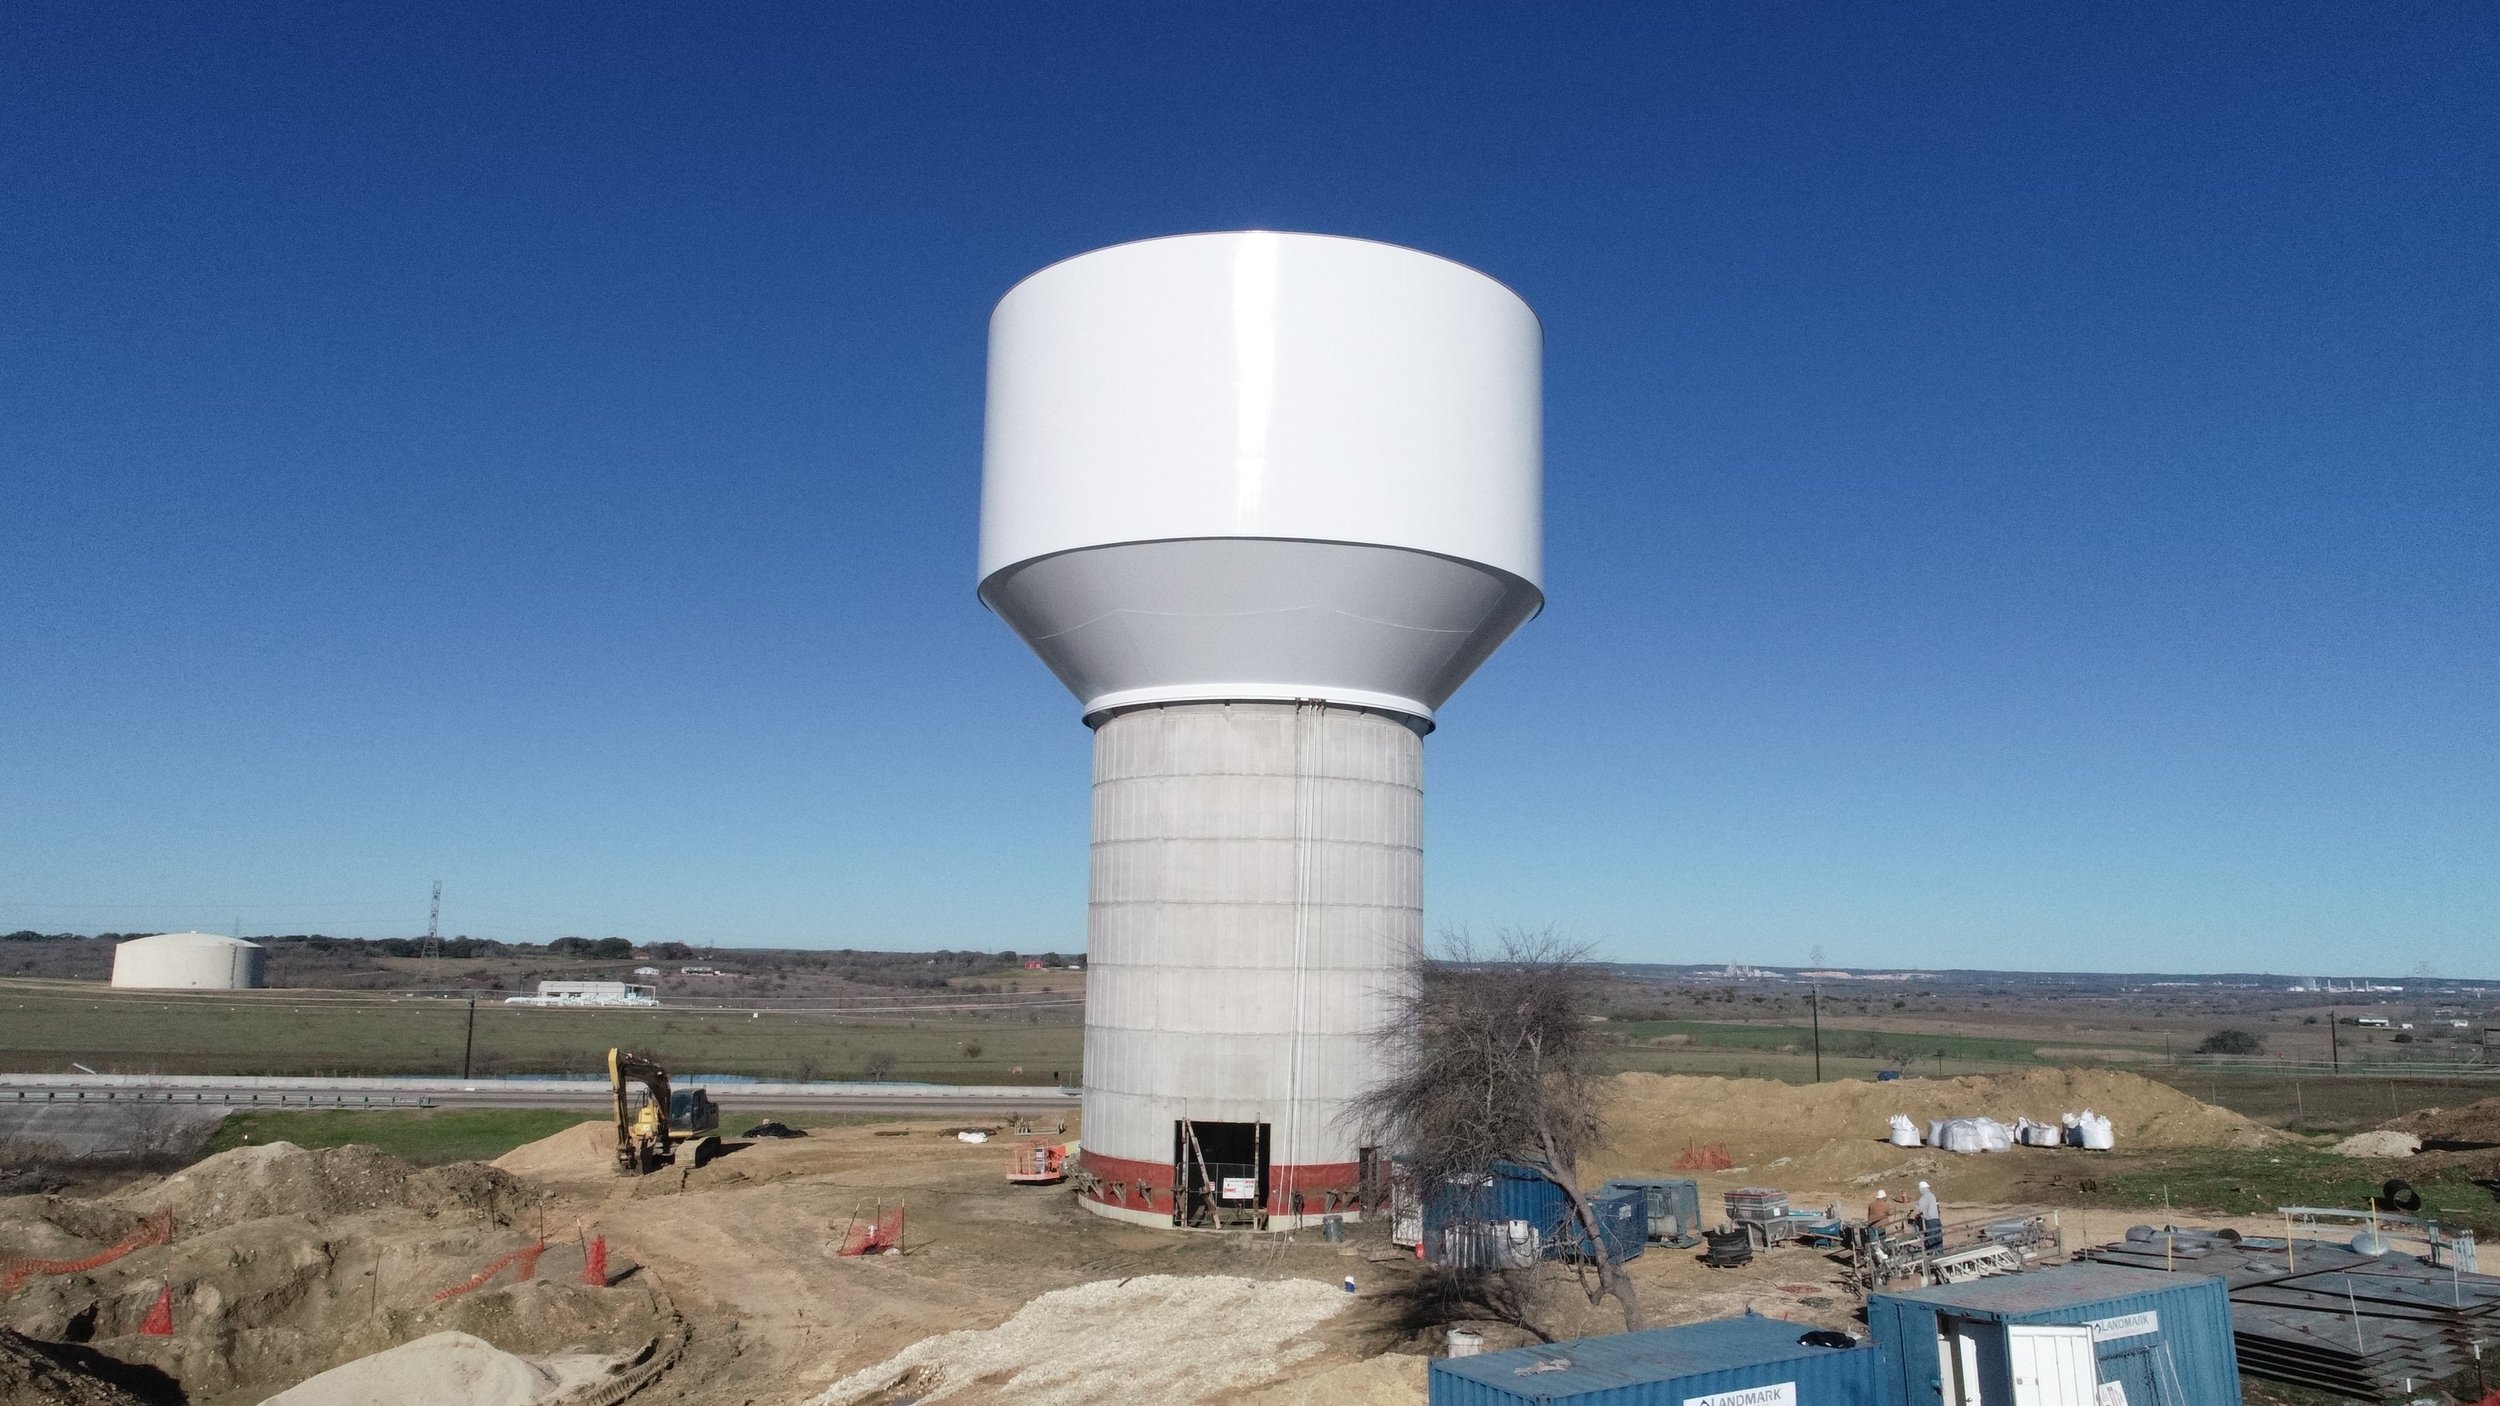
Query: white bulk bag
xmin=1889 ymin=1114 xmax=1922 ymax=1147
xmin=1931 ymin=1117 xmax=2017 ymax=1154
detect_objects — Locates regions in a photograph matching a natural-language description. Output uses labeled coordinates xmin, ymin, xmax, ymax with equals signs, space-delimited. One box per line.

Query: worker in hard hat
xmin=1916 ymin=1180 xmax=1943 ymax=1250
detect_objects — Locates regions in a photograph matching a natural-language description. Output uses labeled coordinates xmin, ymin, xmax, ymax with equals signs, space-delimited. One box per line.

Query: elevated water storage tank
xmin=109 ymin=932 xmax=265 ymax=989
xmin=981 ymin=232 xmax=1542 ymax=1228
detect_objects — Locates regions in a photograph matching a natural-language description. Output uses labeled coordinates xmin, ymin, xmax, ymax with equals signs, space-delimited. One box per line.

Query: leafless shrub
xmin=1351 ymin=927 xmax=1642 ymax=1331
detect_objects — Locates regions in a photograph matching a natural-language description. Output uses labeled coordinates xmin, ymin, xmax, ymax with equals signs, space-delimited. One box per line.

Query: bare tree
xmin=1354 ymin=927 xmax=1641 ymax=1331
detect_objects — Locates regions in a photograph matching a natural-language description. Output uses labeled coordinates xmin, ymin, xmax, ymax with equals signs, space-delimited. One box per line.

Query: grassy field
xmin=201 ymin=1108 xmax=599 ymax=1164
xmin=0 ymin=980 xmax=1084 ymax=1084
xmin=1606 ymin=1018 xmax=2123 ymax=1065
xmin=2082 ymin=1144 xmax=2500 ymax=1237
xmin=196 ymin=1105 xmax=900 ymax=1165
xmin=2143 ymin=1068 xmax=2500 ymax=1133
xmin=1594 ymin=1018 xmax=2132 ymax=1083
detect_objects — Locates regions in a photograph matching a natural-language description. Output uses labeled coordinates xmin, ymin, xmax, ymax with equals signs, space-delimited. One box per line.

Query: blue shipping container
xmin=1558 ymin=1186 xmax=1648 ymax=1263
xmin=1602 ymin=1178 xmax=1702 ymax=1242
xmin=1867 ymin=1263 xmax=2240 ymax=1406
xmin=1424 ymin=1164 xmax=1644 ymax=1266
xmin=1431 ymin=1314 xmax=1880 ymax=1406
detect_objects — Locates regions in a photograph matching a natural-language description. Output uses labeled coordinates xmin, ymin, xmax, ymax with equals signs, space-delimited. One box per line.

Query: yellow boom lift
xmin=607 ymin=1048 xmax=721 ymax=1175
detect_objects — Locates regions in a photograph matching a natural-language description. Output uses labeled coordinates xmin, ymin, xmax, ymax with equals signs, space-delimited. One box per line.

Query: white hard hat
xmin=1876 ymin=1189 xmax=1888 ymax=1198
xmin=1918 ymin=1181 xmax=1930 ymax=1189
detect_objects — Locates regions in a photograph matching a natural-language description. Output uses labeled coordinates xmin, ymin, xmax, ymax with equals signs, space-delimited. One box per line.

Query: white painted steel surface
xmin=980 ymin=231 xmax=1540 ymax=582
xmin=982 ymin=537 xmax=1540 ymax=723
xmin=980 ymin=232 xmax=1542 ymax=724
xmin=2005 ymin=1324 xmax=2098 ymax=1405
xmin=109 ymin=932 xmax=265 ymax=989
xmin=1084 ymin=702 xmax=1421 ymax=1200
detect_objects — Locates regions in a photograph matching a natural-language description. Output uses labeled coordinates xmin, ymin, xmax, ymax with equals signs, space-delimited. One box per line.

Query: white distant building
xmin=111 ymin=932 xmax=265 ymax=989
xmin=505 ymin=980 xmax=657 ymax=1007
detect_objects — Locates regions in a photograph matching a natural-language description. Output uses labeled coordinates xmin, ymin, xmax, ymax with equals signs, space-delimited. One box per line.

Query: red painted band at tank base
xmin=1078 ymin=1149 xmax=1364 ymax=1218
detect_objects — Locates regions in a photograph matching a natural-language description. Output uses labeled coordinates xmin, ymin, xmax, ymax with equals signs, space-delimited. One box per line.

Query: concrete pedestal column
xmin=1077 ymin=700 xmax=1421 ymax=1227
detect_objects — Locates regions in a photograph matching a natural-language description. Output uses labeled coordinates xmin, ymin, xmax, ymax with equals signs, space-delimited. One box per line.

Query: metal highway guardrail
xmin=0 ymin=1073 xmax=1080 ymax=1112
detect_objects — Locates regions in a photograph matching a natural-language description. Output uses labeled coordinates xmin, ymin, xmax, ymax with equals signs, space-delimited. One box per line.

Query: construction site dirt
xmin=2 ymin=1068 xmax=2491 ymax=1405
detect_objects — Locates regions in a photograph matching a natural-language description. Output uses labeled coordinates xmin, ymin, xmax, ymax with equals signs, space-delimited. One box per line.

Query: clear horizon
xmin=4 ymin=5 xmax=2492 ymax=973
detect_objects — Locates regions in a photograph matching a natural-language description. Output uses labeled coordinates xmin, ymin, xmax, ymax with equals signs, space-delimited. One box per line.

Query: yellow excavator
xmin=607 ymin=1048 xmax=721 ymax=1175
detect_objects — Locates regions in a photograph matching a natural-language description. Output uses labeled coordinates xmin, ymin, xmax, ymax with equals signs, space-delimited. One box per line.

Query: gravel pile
xmin=804 ymin=1275 xmax=1353 ymax=1406
xmin=2330 ymin=1130 xmax=2422 ymax=1158
xmin=259 ymin=1330 xmax=615 ymax=1406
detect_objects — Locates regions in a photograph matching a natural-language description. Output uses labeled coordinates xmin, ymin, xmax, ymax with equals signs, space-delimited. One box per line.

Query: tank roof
xmin=115 ymin=931 xmax=263 ymax=949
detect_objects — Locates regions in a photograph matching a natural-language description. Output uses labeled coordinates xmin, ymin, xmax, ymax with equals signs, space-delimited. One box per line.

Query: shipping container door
xmin=2005 ymin=1325 xmax=2096 ymax=1406
xmin=1939 ymin=1319 xmax=1989 ymax=1406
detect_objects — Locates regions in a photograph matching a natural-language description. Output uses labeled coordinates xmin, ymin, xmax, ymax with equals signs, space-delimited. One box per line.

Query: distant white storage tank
xmin=110 ymin=932 xmax=265 ymax=989
xmin=982 ymin=232 xmax=1542 ymax=1229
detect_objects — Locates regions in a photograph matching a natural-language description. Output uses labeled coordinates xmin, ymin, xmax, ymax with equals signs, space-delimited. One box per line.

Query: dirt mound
xmin=114 ymin=1143 xmax=528 ymax=1232
xmin=3 ymin=1144 xmax=666 ymax=1406
xmin=491 ymin=1122 xmax=615 ymax=1183
xmin=802 ymin=1275 xmax=1354 ymax=1406
xmin=0 ymin=1327 xmax=161 ymax=1406
xmin=2382 ymin=1097 xmax=2500 ymax=1148
xmin=259 ymin=1330 xmax=614 ymax=1406
xmin=1593 ymin=1068 xmax=2276 ymax=1185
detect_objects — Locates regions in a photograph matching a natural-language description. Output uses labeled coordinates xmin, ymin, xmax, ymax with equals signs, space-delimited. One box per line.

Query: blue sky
xmin=3 ymin=3 xmax=2491 ymax=973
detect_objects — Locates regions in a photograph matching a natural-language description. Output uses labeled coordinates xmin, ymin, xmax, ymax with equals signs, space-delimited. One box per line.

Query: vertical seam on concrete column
xmin=1283 ymin=699 xmax=1316 ymax=1212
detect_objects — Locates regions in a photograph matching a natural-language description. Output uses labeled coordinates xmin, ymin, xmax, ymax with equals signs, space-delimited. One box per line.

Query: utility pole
xmin=460 ymin=998 xmax=476 ymax=1081
xmin=422 ymin=881 xmax=442 ymax=960
xmin=1810 ymin=984 xmax=1823 ymax=1083
xmin=2330 ymin=1007 xmax=2340 ymax=1073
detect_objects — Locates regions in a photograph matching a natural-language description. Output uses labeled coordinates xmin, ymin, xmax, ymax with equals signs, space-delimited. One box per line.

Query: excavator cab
xmin=608 ymin=1048 xmax=721 ymax=1175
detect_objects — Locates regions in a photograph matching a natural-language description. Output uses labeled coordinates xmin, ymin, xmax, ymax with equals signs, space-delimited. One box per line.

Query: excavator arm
xmin=609 ymin=1048 xmax=675 ymax=1174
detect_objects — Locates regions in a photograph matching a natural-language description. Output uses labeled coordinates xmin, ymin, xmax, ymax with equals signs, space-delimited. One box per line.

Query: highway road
xmin=0 ymin=1072 xmax=1078 ymax=1116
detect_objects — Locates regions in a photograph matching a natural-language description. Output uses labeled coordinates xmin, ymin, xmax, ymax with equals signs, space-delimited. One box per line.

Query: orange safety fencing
xmin=837 ymin=1203 xmax=905 ymax=1257
xmin=1671 ymin=1143 xmax=1735 ymax=1172
xmin=1 ymin=1211 xmax=174 ymax=1294
xmin=431 ymin=1240 xmax=548 ymax=1301
xmin=140 ymin=1284 xmax=175 ymax=1336
xmin=582 ymin=1236 xmax=609 ymax=1287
